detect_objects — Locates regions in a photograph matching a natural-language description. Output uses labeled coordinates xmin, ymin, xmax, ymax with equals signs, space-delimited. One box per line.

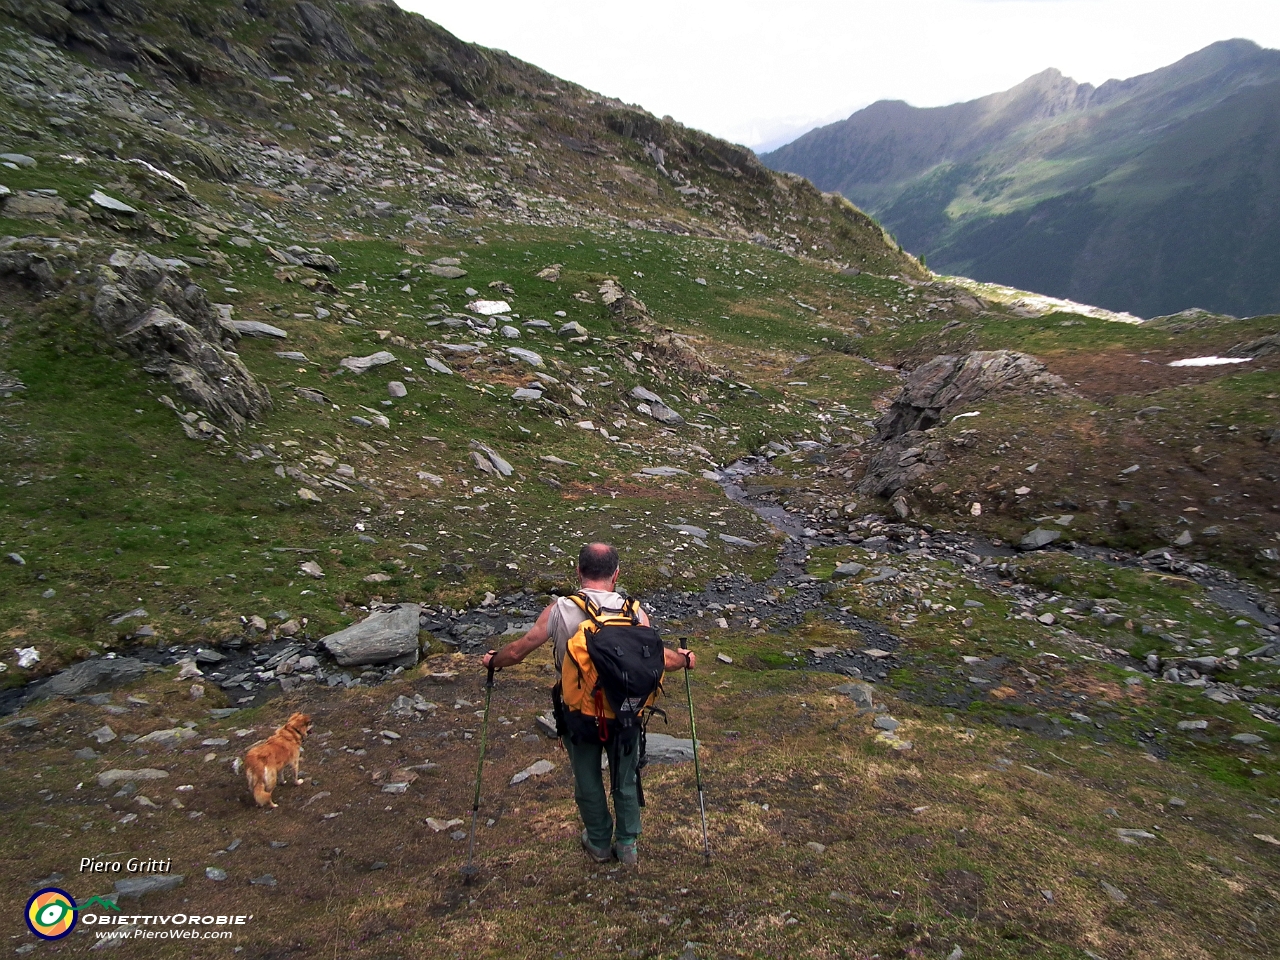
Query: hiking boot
xmin=581 ymin=830 xmax=612 ymax=863
xmin=614 ymin=841 xmax=638 ymax=866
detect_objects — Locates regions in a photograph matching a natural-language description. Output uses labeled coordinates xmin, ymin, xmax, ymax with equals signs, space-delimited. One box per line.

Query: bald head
xmin=577 ymin=542 xmax=619 ymax=584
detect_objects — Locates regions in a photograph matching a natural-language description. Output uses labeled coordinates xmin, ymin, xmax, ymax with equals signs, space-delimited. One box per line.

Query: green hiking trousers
xmin=564 ymin=732 xmax=641 ymax=850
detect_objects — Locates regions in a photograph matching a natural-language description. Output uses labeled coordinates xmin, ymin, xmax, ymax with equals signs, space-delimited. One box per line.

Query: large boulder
xmin=644 ymin=733 xmax=698 ymax=764
xmin=834 ymin=681 xmax=875 ymax=709
xmin=630 ymin=385 xmax=684 ymax=425
xmin=113 ymin=874 xmax=184 ymax=899
xmin=322 ymin=604 xmax=421 ymax=667
xmin=1020 ymin=528 xmax=1062 ymax=551
xmin=228 ymin=320 xmax=288 ymax=339
xmin=29 ymin=657 xmax=154 ymax=701
xmin=649 ymin=401 xmax=683 ymax=425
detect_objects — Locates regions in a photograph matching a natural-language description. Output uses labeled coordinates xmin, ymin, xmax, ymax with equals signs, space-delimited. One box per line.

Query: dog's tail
xmin=246 ymin=756 xmax=278 ymax=807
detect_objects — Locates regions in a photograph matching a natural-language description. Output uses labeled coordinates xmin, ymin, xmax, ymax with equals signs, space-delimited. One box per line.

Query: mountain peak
xmin=1167 ymin=36 xmax=1268 ymax=74
xmin=1021 ymin=66 xmax=1069 ymax=83
xmin=762 ymin=38 xmax=1280 ymax=317
xmin=984 ymin=66 xmax=1092 ymax=121
xmin=1199 ymin=37 xmax=1262 ymax=58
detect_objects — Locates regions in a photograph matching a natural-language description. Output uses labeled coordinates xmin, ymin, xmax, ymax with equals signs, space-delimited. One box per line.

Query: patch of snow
xmin=1167 ymin=356 xmax=1252 ymax=367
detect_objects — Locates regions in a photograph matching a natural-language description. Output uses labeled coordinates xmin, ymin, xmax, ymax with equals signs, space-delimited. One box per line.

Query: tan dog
xmin=244 ymin=712 xmax=312 ymax=808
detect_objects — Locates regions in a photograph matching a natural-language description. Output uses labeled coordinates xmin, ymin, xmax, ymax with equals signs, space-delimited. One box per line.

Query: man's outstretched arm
xmin=482 ymin=603 xmax=553 ymax=669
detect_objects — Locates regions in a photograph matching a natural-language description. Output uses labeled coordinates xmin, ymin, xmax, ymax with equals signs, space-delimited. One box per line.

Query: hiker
xmin=482 ymin=542 xmax=695 ymax=866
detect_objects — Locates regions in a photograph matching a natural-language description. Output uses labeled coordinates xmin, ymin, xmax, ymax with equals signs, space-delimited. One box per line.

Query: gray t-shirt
xmin=547 ymin=589 xmax=637 ymax=672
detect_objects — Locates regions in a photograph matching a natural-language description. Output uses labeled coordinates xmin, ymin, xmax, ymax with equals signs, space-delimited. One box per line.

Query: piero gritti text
xmin=80 ymin=857 xmax=173 ymax=874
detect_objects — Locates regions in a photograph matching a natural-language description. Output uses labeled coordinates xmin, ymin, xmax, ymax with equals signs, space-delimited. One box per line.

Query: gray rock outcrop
xmin=1230 ymin=332 xmax=1280 ymax=359
xmin=858 ymin=350 xmax=1067 ymax=498
xmin=228 ymin=319 xmax=288 ymax=339
xmin=322 ymin=603 xmax=422 ymax=666
xmin=0 ymin=236 xmax=81 ymax=287
xmin=630 ymin=385 xmax=684 ymax=425
xmin=339 ymin=351 xmax=396 ymax=374
xmin=875 ymin=351 xmax=1067 ymax=441
xmin=92 ymin=251 xmax=270 ymax=430
xmin=29 ymin=657 xmax=153 ymax=701
xmin=3 ymin=191 xmax=70 ymax=221
xmin=857 ymin=432 xmax=948 ymax=498
xmin=602 ymin=281 xmax=653 ymax=328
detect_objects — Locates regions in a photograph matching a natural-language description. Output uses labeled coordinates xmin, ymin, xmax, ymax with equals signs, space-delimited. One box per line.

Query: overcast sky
xmin=395 ymin=0 xmax=1280 ymax=151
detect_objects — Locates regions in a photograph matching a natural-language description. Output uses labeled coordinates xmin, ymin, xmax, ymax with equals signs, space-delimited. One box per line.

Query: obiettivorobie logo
xmin=25 ymin=887 xmax=250 ymax=943
xmin=24 ymin=888 xmax=120 ymax=940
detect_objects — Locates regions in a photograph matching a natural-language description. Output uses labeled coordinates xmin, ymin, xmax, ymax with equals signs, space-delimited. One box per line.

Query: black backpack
xmin=555 ymin=593 xmax=667 ymax=804
xmin=561 ymin=593 xmax=665 ymax=731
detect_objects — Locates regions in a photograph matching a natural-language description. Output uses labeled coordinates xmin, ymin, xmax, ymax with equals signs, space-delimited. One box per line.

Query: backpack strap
xmin=572 ymin=591 xmax=607 ymax=625
xmin=634 ymin=707 xmax=666 ymax=809
xmin=593 ymin=688 xmax=608 ymax=742
xmin=622 ymin=596 xmax=641 ymax=626
xmin=562 ymin=596 xmax=590 ymax=690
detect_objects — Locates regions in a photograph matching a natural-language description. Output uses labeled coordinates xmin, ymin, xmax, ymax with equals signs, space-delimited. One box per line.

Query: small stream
xmin=711 ymin=455 xmax=1278 ymax=632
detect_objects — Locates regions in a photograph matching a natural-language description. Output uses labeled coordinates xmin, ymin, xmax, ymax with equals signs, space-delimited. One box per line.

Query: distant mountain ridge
xmin=763 ymin=39 xmax=1280 ymax=318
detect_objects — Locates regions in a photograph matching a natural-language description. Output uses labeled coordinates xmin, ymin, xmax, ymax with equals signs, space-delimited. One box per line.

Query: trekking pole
xmin=680 ymin=637 xmax=711 ymax=862
xmin=461 ymin=656 xmax=497 ymax=884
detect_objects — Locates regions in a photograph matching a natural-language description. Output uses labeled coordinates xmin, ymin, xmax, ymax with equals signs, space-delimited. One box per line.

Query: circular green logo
xmin=26 ymin=887 xmax=77 ymax=940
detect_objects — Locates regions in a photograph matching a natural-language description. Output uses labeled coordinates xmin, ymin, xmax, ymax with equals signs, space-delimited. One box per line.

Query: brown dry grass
xmin=2 ymin=660 xmax=1278 ymax=959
